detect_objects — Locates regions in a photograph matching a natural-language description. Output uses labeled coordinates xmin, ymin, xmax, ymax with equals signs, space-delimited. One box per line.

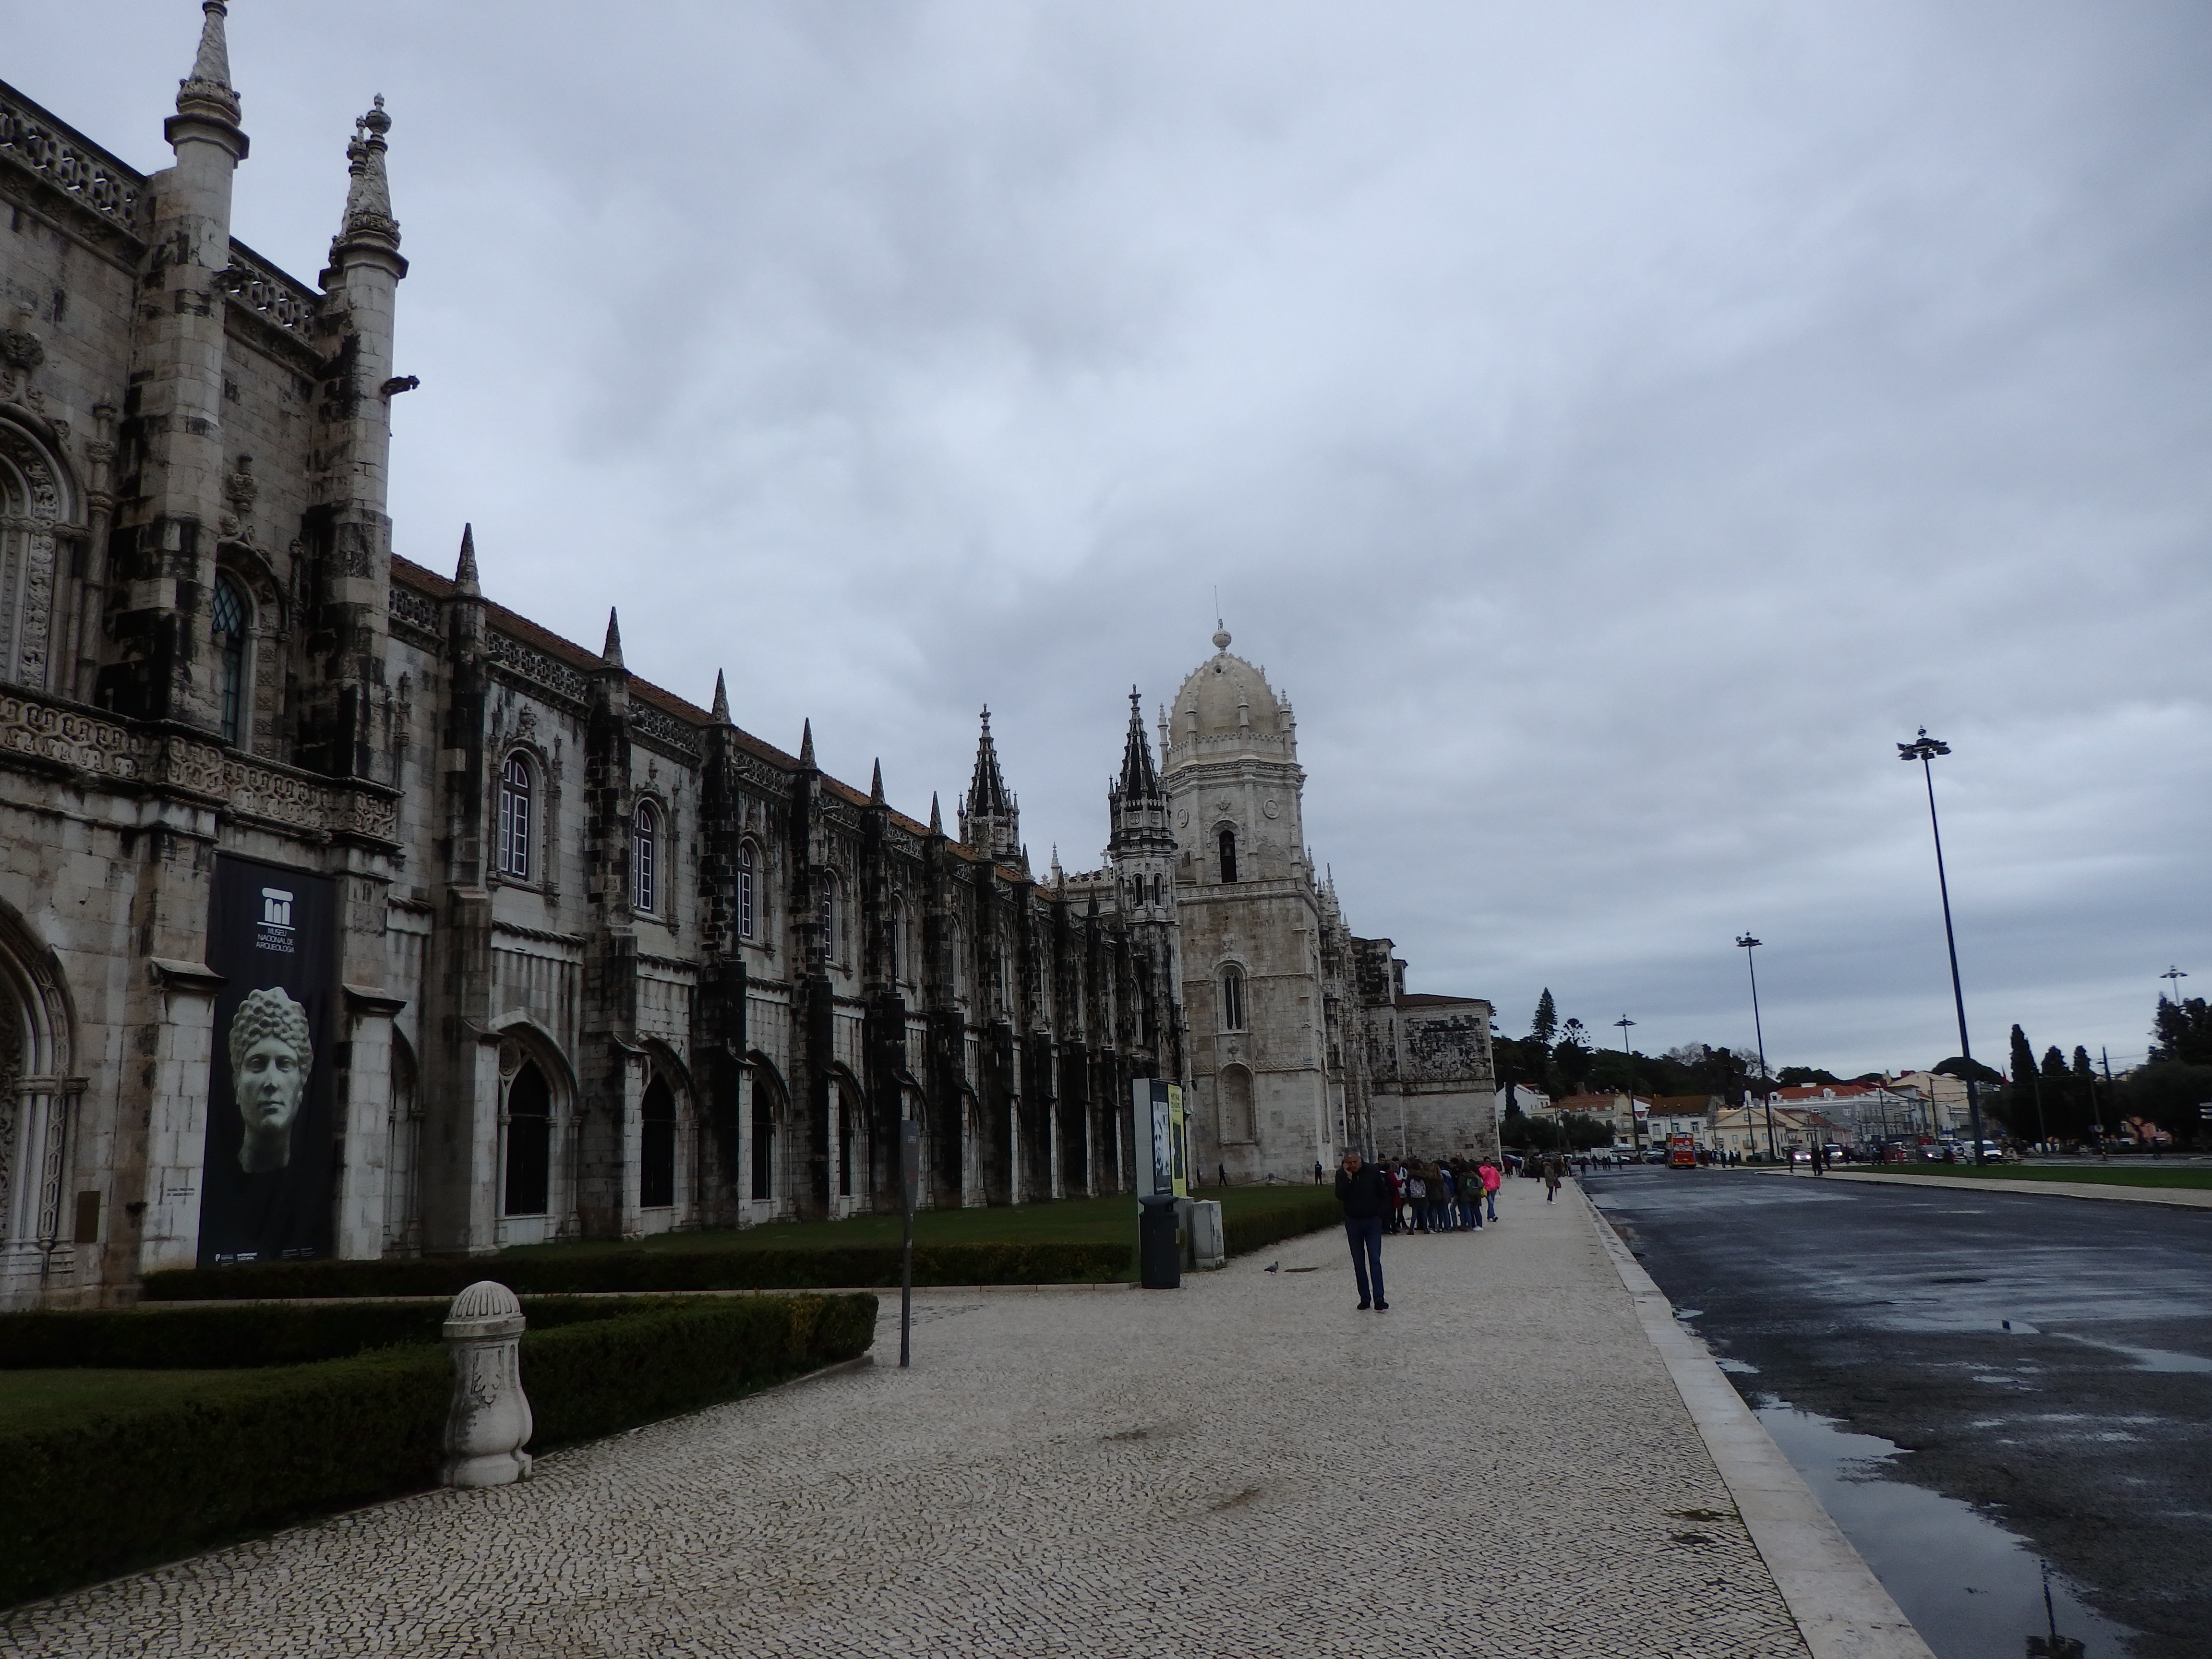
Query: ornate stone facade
xmin=0 ymin=11 xmax=1491 ymax=1309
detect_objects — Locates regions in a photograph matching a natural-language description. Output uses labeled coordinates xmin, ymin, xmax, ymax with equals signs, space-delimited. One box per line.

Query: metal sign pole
xmin=899 ymin=1118 xmax=919 ymax=1369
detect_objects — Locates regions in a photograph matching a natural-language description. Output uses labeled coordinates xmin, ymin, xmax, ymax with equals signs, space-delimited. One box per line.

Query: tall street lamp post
xmin=1615 ymin=1015 xmax=1638 ymax=1158
xmin=1737 ymin=935 xmax=1779 ymax=1162
xmin=1898 ymin=728 xmax=1986 ymax=1166
xmin=2161 ymin=965 xmax=2188 ymax=1004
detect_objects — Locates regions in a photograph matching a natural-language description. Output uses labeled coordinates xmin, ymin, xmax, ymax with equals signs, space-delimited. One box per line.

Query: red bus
xmin=1667 ymin=1135 xmax=1698 ymax=1169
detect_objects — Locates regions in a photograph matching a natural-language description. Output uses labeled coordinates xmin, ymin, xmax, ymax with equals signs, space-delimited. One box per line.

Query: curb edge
xmin=1578 ymin=1187 xmax=1938 ymax=1659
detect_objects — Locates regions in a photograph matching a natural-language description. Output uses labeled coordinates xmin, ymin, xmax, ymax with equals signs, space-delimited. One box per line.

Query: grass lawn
xmin=0 ymin=1368 xmax=284 ymax=1435
xmin=498 ymin=1181 xmax=1342 ymax=1273
xmin=1861 ymin=1163 xmax=2212 ymax=1191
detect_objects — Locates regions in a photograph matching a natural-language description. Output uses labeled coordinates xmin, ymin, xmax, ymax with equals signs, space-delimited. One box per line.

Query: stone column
xmin=334 ymin=984 xmax=406 ymax=1259
xmin=136 ymin=956 xmax=226 ymax=1274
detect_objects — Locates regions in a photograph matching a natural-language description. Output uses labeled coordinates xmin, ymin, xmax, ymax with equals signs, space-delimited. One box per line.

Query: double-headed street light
xmin=1615 ymin=1015 xmax=1638 ymax=1157
xmin=1737 ymin=935 xmax=1779 ymax=1162
xmin=2161 ymin=965 xmax=2188 ymax=1004
xmin=1898 ymin=728 xmax=1986 ymax=1166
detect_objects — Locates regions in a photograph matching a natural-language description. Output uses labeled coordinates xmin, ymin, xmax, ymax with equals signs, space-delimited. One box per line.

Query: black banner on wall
xmin=196 ymin=855 xmax=338 ymax=1268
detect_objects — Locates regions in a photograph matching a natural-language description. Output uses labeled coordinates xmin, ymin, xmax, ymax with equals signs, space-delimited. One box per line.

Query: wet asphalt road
xmin=1586 ymin=1168 xmax=2212 ymax=1659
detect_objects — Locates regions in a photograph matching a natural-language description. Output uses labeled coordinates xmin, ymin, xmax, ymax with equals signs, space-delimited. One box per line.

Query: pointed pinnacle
xmin=799 ymin=719 xmax=816 ymax=768
xmin=929 ymin=792 xmax=943 ymax=834
xmin=601 ymin=607 xmax=624 ymax=669
xmin=710 ymin=670 xmax=730 ymax=723
xmin=454 ymin=523 xmax=480 ymax=594
xmin=178 ymin=2 xmax=239 ymax=122
xmin=870 ymin=759 xmax=885 ymax=804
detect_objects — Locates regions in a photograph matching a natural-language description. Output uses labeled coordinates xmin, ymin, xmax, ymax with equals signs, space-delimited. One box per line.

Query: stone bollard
xmin=441 ymin=1280 xmax=533 ymax=1489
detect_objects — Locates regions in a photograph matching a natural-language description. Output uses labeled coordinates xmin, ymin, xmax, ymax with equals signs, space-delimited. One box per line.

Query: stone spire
xmin=600 ymin=608 xmax=623 ymax=669
xmin=928 ymin=792 xmax=944 ymax=836
xmin=960 ymin=706 xmax=1022 ymax=866
xmin=1117 ymin=685 xmax=1161 ymax=801
xmin=329 ymin=96 xmax=401 ymax=268
xmin=798 ymin=719 xmax=816 ymax=769
xmin=176 ymin=0 xmax=241 ymax=127
xmin=710 ymin=670 xmax=730 ymax=724
xmin=870 ymin=758 xmax=885 ymax=805
xmin=454 ymin=523 xmax=479 ymax=595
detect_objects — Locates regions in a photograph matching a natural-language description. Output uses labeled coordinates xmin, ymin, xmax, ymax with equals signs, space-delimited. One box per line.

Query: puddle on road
xmin=2053 ymin=1333 xmax=2212 ymax=1374
xmin=1754 ymin=1402 xmax=2139 ymax=1659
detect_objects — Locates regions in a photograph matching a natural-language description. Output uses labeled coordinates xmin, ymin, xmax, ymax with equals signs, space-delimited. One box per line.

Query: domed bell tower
xmin=1162 ymin=625 xmax=1329 ymax=1183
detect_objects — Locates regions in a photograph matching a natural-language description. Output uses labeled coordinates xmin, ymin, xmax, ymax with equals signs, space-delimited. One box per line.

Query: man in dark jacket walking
xmin=1335 ymin=1152 xmax=1391 ymax=1311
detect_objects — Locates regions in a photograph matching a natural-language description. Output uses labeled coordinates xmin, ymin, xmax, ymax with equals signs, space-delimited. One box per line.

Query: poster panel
xmin=196 ymin=855 xmax=338 ymax=1267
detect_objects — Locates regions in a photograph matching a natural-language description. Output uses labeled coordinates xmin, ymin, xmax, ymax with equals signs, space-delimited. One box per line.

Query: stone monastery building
xmin=0 ymin=6 xmax=1496 ymax=1309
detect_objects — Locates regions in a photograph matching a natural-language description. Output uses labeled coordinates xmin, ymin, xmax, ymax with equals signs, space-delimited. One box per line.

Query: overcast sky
xmin=14 ymin=1 xmax=2210 ymax=1076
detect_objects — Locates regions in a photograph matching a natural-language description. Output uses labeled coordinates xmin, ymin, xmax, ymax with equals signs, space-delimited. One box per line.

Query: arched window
xmin=498 ymin=754 xmax=533 ymax=881
xmin=890 ymin=895 xmax=906 ymax=980
xmin=633 ymin=802 xmax=658 ymax=913
xmin=1220 ymin=1064 xmax=1256 ymax=1143
xmin=738 ymin=840 xmax=757 ymax=939
xmin=1220 ymin=965 xmax=1248 ymax=1033
xmin=1218 ymin=828 xmax=1238 ymax=884
xmin=1152 ymin=875 xmax=1163 ymax=907
xmin=639 ymin=1075 xmax=676 ymax=1208
xmin=503 ymin=1058 xmax=552 ymax=1215
xmin=211 ymin=575 xmax=248 ymax=746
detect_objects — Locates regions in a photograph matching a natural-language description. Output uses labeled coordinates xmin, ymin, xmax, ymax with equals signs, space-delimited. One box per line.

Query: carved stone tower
xmin=1106 ymin=687 xmax=1182 ymax=1072
xmin=98 ymin=0 xmax=251 ymax=727
xmin=1162 ymin=625 xmax=1332 ymax=1181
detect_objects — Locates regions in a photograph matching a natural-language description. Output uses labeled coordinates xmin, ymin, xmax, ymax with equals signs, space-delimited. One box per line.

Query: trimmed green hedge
xmin=141 ymin=1240 xmax=1127 ymax=1301
xmin=0 ymin=1343 xmax=449 ymax=1610
xmin=0 ymin=1293 xmax=876 ymax=1610
xmin=0 ymin=1296 xmax=683 ymax=1371
xmin=1222 ymin=1190 xmax=1342 ymax=1258
xmin=525 ymin=1292 xmax=877 ymax=1449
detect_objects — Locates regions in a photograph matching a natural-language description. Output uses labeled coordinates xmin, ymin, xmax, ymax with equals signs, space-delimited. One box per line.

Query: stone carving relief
xmin=0 ymin=689 xmax=399 ymax=843
xmin=386 ymin=583 xmax=440 ymax=635
xmin=217 ymin=455 xmax=257 ymax=541
xmin=0 ymin=88 xmax=143 ymax=234
xmin=0 ymin=421 xmax=67 ymax=694
xmin=632 ymin=703 xmax=700 ymax=762
xmin=487 ymin=631 xmax=588 ymax=708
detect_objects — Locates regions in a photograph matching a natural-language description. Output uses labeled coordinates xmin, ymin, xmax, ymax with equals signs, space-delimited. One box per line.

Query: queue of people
xmin=1364 ymin=1156 xmax=1503 ymax=1236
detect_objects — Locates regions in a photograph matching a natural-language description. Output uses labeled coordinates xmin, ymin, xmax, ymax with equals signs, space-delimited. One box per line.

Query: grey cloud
xmin=14 ymin=0 xmax=2208 ymax=1071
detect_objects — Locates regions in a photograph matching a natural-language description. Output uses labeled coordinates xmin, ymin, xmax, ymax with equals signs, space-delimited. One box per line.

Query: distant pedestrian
xmin=1542 ymin=1154 xmax=1564 ymax=1202
xmin=1334 ymin=1152 xmax=1391 ymax=1311
xmin=1479 ymin=1158 xmax=1501 ymax=1221
xmin=1219 ymin=1162 xmax=1228 ymax=1187
xmin=1314 ymin=1159 xmax=1325 ymax=1185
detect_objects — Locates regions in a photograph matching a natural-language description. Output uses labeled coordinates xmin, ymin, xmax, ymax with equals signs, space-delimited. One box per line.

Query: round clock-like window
xmin=1262 ymin=798 xmax=1281 ymax=819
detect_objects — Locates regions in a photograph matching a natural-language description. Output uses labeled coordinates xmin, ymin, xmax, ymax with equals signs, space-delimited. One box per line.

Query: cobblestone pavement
xmin=5 ymin=1181 xmax=1811 ymax=1658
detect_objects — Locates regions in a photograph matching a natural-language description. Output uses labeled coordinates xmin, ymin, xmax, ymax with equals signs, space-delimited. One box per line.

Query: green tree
xmin=1778 ymin=1065 xmax=1841 ymax=1087
xmin=1555 ymin=1018 xmax=1592 ymax=1093
xmin=1531 ymin=988 xmax=1558 ymax=1047
xmin=2152 ymin=996 xmax=2212 ymax=1065
xmin=2007 ymin=1025 xmax=2040 ymax=1138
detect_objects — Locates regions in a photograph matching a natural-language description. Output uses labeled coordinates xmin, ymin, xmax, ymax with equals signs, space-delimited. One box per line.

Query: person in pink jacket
xmin=1477 ymin=1158 xmax=1502 ymax=1223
